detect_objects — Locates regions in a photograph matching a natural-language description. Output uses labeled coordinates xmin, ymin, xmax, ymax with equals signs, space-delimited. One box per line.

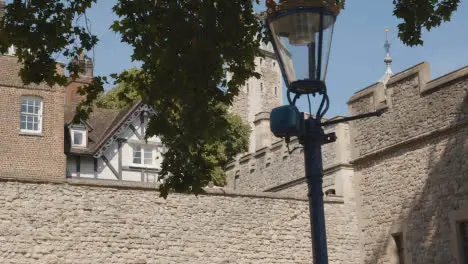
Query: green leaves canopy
xmin=1 ymin=0 xmax=259 ymax=197
xmin=96 ymin=68 xmax=251 ymax=191
xmin=393 ymin=0 xmax=460 ymax=46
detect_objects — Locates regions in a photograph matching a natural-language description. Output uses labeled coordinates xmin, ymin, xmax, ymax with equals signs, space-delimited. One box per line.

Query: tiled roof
xmin=65 ymin=101 xmax=142 ymax=155
xmin=92 ymin=101 xmax=142 ymax=153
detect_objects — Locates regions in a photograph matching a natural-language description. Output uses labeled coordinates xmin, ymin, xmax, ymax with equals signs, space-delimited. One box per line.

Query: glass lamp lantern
xmin=266 ymin=0 xmax=340 ymax=95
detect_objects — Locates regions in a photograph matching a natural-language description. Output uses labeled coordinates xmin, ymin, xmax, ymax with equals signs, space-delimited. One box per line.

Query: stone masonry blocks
xmin=0 ymin=181 xmax=359 ymax=264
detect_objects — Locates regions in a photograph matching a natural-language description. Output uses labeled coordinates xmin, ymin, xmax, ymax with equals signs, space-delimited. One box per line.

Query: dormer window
xmin=71 ymin=127 xmax=87 ymax=148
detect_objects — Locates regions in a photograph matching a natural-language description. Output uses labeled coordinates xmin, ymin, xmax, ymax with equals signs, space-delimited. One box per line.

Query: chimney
xmin=73 ymin=52 xmax=94 ymax=79
xmin=66 ymin=52 xmax=93 ymax=105
xmin=254 ymin=112 xmax=272 ymax=151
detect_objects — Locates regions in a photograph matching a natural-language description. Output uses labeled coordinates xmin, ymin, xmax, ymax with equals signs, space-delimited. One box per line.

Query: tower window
xmin=392 ymin=233 xmax=405 ymax=264
xmin=275 ymin=86 xmax=277 ymax=95
xmin=460 ymin=221 xmax=468 ymax=264
xmin=261 ymin=83 xmax=263 ymax=92
xmin=234 ymin=172 xmax=240 ymax=190
xmin=246 ymin=83 xmax=249 ymax=93
xmin=260 ymin=58 xmax=263 ymax=65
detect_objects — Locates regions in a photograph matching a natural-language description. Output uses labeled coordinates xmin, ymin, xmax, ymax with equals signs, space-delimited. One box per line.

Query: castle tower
xmin=231 ymin=40 xmax=283 ymax=153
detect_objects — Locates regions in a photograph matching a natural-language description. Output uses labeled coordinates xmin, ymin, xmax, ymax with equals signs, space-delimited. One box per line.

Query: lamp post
xmin=265 ymin=1 xmax=379 ymax=263
xmin=266 ymin=2 xmax=338 ymax=263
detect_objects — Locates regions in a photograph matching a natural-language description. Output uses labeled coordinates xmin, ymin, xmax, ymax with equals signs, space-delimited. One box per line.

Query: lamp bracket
xmin=320 ymin=109 xmax=384 ymax=127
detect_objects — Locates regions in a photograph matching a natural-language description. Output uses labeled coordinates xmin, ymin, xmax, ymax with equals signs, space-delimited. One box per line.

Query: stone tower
xmin=231 ymin=41 xmax=283 ymax=153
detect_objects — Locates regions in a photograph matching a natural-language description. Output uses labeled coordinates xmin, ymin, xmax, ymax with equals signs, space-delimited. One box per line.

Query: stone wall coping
xmin=386 ymin=61 xmax=430 ymax=88
xmin=351 ymin=118 xmax=468 ymax=164
xmin=0 ymin=177 xmax=345 ymax=203
xmin=253 ymin=146 xmax=268 ymax=157
xmin=324 ymin=163 xmax=354 ymax=174
xmin=226 ymin=161 xmax=236 ymax=169
xmin=347 ymin=82 xmax=380 ymax=104
xmin=70 ymin=178 xmax=344 ymax=203
xmin=263 ymin=163 xmax=353 ymax=192
xmin=346 ymin=61 xmax=468 ymax=109
xmin=254 ymin=112 xmax=270 ymax=122
xmin=239 ymin=153 xmax=252 ymax=163
xmin=270 ymin=139 xmax=284 ymax=150
xmin=423 ymin=65 xmax=468 ymax=93
xmin=347 ymin=62 xmax=430 ymax=105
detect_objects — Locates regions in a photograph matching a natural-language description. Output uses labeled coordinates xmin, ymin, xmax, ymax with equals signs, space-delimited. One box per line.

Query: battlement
xmin=348 ymin=62 xmax=468 ymax=162
xmin=226 ymin=120 xmax=353 ymax=196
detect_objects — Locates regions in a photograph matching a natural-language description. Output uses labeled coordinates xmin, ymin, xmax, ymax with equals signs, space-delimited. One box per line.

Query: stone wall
xmin=348 ymin=62 xmax=468 ymax=264
xmin=226 ymin=122 xmax=352 ymax=195
xmin=0 ymin=179 xmax=359 ymax=264
xmin=348 ymin=62 xmax=467 ymax=159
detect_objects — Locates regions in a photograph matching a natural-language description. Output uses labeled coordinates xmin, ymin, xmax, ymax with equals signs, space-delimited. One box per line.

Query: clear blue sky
xmin=83 ymin=1 xmax=468 ymax=117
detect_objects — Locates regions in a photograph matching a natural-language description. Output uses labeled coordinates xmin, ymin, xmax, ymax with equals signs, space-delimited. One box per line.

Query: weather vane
xmin=384 ymin=27 xmax=391 ymax=56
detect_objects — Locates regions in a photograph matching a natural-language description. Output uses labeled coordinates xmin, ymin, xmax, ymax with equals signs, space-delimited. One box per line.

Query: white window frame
xmin=20 ymin=96 xmax=43 ymax=134
xmin=71 ymin=129 xmax=87 ymax=148
xmin=131 ymin=144 xmax=157 ymax=168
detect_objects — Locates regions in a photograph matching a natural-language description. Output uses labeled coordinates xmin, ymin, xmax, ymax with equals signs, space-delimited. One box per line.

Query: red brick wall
xmin=0 ymin=55 xmax=66 ymax=181
xmin=65 ymin=81 xmax=88 ymax=105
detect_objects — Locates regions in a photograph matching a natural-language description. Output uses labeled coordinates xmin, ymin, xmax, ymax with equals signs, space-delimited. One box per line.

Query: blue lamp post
xmin=266 ymin=1 xmax=339 ymax=263
xmin=266 ymin=1 xmax=382 ymax=263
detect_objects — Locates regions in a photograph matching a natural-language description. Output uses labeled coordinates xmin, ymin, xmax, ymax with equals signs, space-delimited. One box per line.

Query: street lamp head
xmin=266 ymin=0 xmax=341 ymax=95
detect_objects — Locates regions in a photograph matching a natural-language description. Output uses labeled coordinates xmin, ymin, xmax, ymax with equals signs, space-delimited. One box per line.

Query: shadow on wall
xmin=364 ymin=91 xmax=468 ymax=264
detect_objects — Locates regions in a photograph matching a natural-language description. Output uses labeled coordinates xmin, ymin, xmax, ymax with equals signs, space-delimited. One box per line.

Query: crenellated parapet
xmin=346 ymin=62 xmax=468 ymax=264
xmin=226 ymin=119 xmax=354 ymax=197
xmin=348 ymin=62 xmax=468 ymax=163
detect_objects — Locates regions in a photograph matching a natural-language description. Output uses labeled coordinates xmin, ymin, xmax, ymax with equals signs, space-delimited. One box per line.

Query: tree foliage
xmin=96 ymin=68 xmax=141 ymax=110
xmin=0 ymin=0 xmax=461 ymax=196
xmin=97 ymin=68 xmax=251 ymax=188
xmin=393 ymin=0 xmax=460 ymax=46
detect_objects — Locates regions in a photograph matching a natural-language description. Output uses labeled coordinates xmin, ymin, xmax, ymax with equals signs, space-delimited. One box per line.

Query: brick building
xmin=0 ymin=52 xmax=66 ymax=182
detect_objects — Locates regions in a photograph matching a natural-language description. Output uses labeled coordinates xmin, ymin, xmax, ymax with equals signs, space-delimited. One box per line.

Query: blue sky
xmin=82 ymin=1 xmax=468 ymax=117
